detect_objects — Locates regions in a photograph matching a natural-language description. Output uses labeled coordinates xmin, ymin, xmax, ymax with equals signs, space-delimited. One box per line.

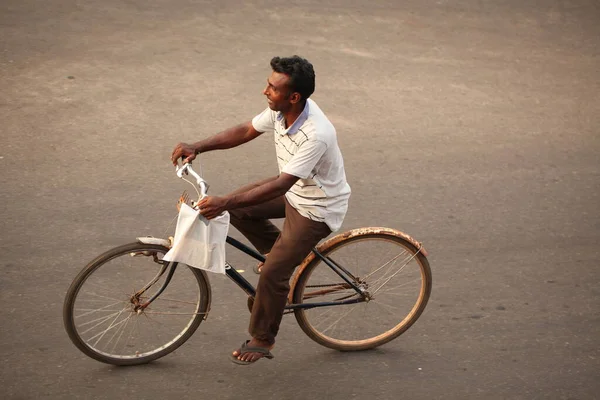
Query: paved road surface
xmin=1 ymin=1 xmax=599 ymax=399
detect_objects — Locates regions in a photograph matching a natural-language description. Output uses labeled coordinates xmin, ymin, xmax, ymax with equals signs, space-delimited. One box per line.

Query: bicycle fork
xmin=129 ymin=250 xmax=179 ymax=311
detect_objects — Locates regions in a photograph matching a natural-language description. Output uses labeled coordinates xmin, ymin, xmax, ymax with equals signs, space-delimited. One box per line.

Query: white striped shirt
xmin=252 ymin=99 xmax=351 ymax=232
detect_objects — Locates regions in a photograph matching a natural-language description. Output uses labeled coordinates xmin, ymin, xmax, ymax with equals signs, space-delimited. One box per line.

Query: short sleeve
xmin=281 ymin=139 xmax=328 ymax=179
xmin=251 ymin=108 xmax=276 ymax=133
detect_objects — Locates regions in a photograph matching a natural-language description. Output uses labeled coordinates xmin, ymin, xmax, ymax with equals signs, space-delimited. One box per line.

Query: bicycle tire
xmin=63 ymin=242 xmax=211 ymax=366
xmin=293 ymin=229 xmax=432 ymax=351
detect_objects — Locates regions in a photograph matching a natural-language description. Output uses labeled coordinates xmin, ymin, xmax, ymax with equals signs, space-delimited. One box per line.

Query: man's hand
xmin=197 ymin=196 xmax=228 ymax=220
xmin=171 ymin=142 xmax=197 ymax=166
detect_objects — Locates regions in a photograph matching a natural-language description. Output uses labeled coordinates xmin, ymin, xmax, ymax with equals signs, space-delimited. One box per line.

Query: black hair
xmin=270 ymin=55 xmax=315 ymax=100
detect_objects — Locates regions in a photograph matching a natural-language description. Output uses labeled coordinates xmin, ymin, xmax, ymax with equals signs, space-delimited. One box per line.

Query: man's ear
xmin=289 ymin=92 xmax=302 ymax=104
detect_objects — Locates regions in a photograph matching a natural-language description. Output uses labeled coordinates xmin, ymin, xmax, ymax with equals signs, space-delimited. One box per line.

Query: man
xmin=171 ymin=55 xmax=351 ymax=365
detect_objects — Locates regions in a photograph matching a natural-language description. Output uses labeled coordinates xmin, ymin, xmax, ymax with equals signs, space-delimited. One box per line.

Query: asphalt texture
xmin=1 ymin=1 xmax=599 ymax=399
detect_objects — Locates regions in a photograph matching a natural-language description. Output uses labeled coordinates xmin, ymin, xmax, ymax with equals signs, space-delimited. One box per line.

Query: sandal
xmin=230 ymin=340 xmax=274 ymax=365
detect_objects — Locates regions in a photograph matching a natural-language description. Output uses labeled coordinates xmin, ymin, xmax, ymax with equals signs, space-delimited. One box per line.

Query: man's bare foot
xmin=231 ymin=338 xmax=274 ymax=364
xmin=253 ymin=253 xmax=269 ymax=274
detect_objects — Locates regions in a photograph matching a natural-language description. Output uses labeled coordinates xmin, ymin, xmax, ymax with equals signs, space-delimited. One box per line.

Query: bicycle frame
xmin=140 ymin=236 xmax=366 ymax=311
xmin=223 ymin=236 xmax=367 ymax=311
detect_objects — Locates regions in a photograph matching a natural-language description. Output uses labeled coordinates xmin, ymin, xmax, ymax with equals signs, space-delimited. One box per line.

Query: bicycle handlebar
xmin=175 ymin=163 xmax=208 ymax=198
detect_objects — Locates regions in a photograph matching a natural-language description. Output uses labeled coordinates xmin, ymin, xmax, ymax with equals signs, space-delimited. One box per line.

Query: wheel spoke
xmin=74 ymin=301 xmax=124 ymax=318
xmin=369 ymin=300 xmax=401 ymax=313
xmin=361 ymin=249 xmax=408 ymax=281
xmin=150 ymin=297 xmax=200 ymax=305
xmin=108 ymin=312 xmax=132 ymax=353
xmin=90 ymin=309 xmax=130 ymax=346
xmin=367 ymin=252 xmax=414 ymax=287
xmin=320 ymin=304 xmax=359 ymax=334
xmin=376 ymin=277 xmax=422 ymax=295
xmin=77 ymin=291 xmax=126 ymax=303
xmin=78 ymin=309 xmax=128 ymax=330
xmin=371 ymin=258 xmax=415 ymax=295
xmin=311 ymin=306 xmax=343 ymax=331
xmin=142 ymin=311 xmax=207 ymax=316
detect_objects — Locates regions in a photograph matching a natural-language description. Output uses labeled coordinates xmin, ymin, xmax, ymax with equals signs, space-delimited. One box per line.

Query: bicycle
xmin=63 ymin=162 xmax=432 ymax=366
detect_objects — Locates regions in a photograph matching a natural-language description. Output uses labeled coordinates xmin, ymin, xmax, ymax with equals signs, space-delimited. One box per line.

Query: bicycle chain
xmin=284 ymin=283 xmax=363 ymax=315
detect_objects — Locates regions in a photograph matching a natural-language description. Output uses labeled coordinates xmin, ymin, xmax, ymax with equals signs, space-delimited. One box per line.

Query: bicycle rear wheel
xmin=293 ymin=230 xmax=431 ymax=351
xmin=63 ymin=243 xmax=211 ymax=366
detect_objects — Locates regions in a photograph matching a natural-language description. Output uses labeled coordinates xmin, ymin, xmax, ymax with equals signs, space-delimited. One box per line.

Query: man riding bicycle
xmin=171 ymin=55 xmax=351 ymax=365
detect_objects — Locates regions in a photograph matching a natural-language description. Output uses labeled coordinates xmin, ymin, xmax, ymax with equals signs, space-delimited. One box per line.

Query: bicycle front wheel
xmin=293 ymin=230 xmax=432 ymax=351
xmin=63 ymin=243 xmax=211 ymax=366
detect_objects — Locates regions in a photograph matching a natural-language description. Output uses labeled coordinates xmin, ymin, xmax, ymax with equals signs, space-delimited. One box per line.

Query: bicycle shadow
xmin=221 ymin=345 xmax=427 ymax=400
xmin=74 ymin=344 xmax=430 ymax=400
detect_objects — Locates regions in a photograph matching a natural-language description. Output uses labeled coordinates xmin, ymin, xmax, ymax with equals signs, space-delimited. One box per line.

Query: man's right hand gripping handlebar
xmin=171 ymin=142 xmax=198 ymax=166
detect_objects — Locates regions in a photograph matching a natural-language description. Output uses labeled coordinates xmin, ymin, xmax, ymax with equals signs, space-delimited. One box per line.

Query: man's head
xmin=263 ymin=56 xmax=315 ymax=112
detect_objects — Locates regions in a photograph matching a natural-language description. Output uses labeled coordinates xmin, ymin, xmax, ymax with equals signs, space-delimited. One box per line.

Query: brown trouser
xmin=228 ymin=178 xmax=331 ymax=345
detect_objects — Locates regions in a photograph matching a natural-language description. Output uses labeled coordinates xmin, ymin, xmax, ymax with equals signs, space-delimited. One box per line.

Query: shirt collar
xmin=277 ymin=100 xmax=310 ymax=135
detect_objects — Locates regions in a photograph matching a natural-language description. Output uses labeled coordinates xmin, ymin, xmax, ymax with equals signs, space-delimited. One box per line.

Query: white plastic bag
xmin=163 ymin=203 xmax=230 ymax=274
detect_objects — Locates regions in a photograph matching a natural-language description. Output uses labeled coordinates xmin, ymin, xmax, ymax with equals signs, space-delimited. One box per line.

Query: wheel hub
xmin=358 ymin=283 xmax=373 ymax=301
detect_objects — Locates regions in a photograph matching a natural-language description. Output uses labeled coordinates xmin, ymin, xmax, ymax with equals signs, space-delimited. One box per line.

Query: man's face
xmin=263 ymin=71 xmax=293 ymax=112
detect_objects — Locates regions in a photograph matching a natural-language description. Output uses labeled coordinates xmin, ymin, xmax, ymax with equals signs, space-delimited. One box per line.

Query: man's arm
xmin=197 ymin=173 xmax=299 ymax=220
xmin=171 ymin=121 xmax=262 ymax=165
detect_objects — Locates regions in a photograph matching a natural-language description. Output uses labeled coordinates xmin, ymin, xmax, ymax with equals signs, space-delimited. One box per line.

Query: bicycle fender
xmin=136 ymin=236 xmax=172 ymax=248
xmin=287 ymin=227 xmax=428 ymax=304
